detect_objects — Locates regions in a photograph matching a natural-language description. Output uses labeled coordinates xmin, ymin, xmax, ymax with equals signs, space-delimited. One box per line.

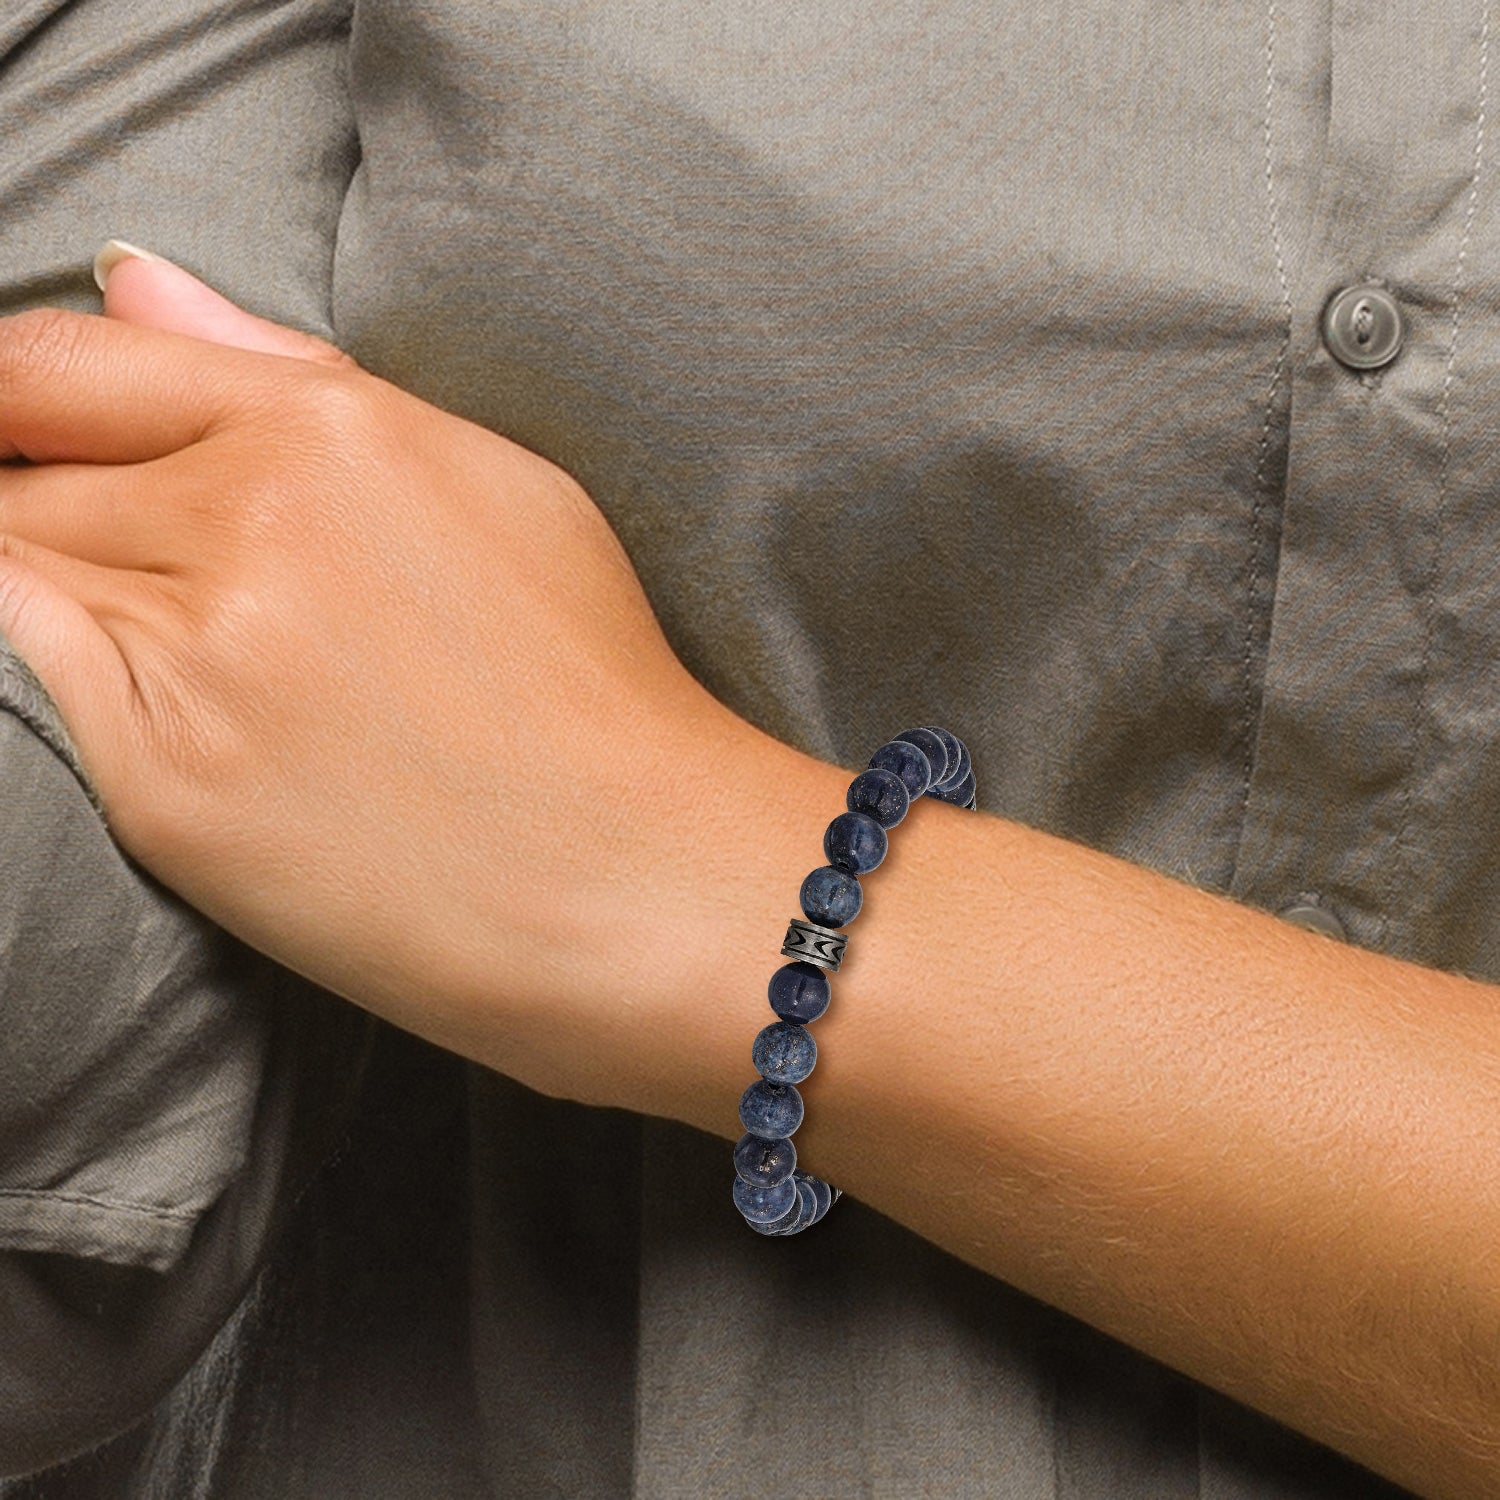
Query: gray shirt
xmin=0 ymin=0 xmax=1473 ymax=1493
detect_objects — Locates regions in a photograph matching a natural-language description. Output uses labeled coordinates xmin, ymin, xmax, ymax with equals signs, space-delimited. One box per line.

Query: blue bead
xmin=868 ymin=738 xmax=933 ymax=799
xmin=768 ymin=961 xmax=831 ymax=1024
xmin=739 ymin=1078 xmax=804 ymax=1139
xmin=921 ymin=726 xmax=963 ymax=787
xmin=847 ymin=767 xmax=910 ymax=829
xmin=747 ymin=1197 xmax=802 ymax=1234
xmin=929 ymin=765 xmax=976 ymax=806
xmin=752 ymin=1021 xmax=817 ymax=1084
xmin=946 ymin=739 xmax=972 ymax=791
xmin=800 ymin=864 xmax=862 ymax=927
xmin=733 ymin=1173 xmax=799 ymax=1224
xmin=803 ymin=1176 xmax=834 ymax=1223
xmin=772 ymin=1176 xmax=820 ymax=1235
xmin=823 ymin=811 xmax=887 ymax=875
xmin=733 ymin=1131 xmax=797 ymax=1188
xmin=925 ymin=731 xmax=970 ymax=795
xmin=895 ymin=726 xmax=950 ymax=786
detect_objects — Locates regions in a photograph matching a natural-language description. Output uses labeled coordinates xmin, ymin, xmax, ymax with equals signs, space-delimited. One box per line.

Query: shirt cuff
xmin=0 ymin=644 xmax=270 ymax=1274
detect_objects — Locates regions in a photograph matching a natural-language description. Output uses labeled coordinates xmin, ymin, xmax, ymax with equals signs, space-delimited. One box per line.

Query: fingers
xmin=0 ymin=305 xmax=318 ymax=464
xmin=0 ymin=458 xmax=184 ymax=572
xmin=96 ymin=242 xmax=352 ymax=367
xmin=0 ymin=539 xmax=145 ymax=789
xmin=0 ymin=530 xmax=150 ymax=622
xmin=0 ymin=247 xmax=358 ymax=462
xmin=0 ymin=254 xmax=356 ymax=812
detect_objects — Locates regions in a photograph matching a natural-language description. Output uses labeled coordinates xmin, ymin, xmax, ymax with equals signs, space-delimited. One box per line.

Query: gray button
xmin=1322 ymin=285 xmax=1405 ymax=371
xmin=1279 ymin=902 xmax=1347 ymax=941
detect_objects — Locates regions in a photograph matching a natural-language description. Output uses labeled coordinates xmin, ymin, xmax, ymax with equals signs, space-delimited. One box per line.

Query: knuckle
xmin=298 ymin=367 xmax=377 ymax=435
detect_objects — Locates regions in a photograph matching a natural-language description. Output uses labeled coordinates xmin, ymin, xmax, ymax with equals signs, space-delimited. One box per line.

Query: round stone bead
xmin=733 ymin=1173 xmax=799 ymax=1224
xmin=823 ymin=811 xmax=887 ymax=875
xmin=767 ymin=961 xmax=831 ymax=1025
xmin=895 ymin=726 xmax=950 ymax=786
xmin=929 ymin=766 xmax=976 ymax=807
xmin=803 ymin=1176 xmax=834 ymax=1224
xmin=921 ymin=726 xmax=965 ymax=791
xmin=752 ymin=1021 xmax=817 ymax=1085
xmin=772 ymin=1176 xmax=820 ymax=1235
xmin=733 ymin=1131 xmax=797 ymax=1188
xmin=948 ymin=738 xmax=972 ymax=790
xmin=747 ymin=1196 xmax=802 ymax=1234
xmin=926 ymin=730 xmax=970 ymax=794
xmin=868 ymin=738 xmax=933 ymax=799
xmin=800 ymin=864 xmax=862 ymax=927
xmin=847 ymin=767 xmax=910 ymax=829
xmin=739 ymin=1078 xmax=804 ymax=1139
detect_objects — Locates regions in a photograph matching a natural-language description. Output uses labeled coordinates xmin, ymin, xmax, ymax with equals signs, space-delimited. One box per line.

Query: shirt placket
xmin=1230 ymin=0 xmax=1497 ymax=968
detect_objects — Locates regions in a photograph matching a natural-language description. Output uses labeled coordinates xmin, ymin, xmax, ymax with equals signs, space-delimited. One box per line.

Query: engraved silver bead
xmin=780 ymin=917 xmax=847 ymax=972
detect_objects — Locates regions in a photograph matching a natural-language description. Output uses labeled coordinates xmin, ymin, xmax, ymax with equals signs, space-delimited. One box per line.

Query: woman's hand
xmin=9 ymin=260 xmax=1500 ymax=1499
xmin=0 ymin=251 xmax=749 ymax=1104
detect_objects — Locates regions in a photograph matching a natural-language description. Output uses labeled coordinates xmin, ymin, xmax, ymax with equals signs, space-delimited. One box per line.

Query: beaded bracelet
xmin=732 ymin=725 xmax=978 ymax=1235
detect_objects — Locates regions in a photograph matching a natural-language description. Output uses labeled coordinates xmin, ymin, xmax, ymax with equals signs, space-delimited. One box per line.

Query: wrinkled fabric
xmin=1 ymin=0 xmax=1485 ymax=1493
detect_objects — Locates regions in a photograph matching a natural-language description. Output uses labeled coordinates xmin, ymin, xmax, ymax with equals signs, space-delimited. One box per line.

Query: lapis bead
xmin=868 ymin=738 xmax=933 ymax=799
xmin=748 ymin=1196 xmax=802 ymax=1234
xmin=772 ymin=1176 xmax=820 ymax=1235
xmin=922 ymin=726 xmax=965 ymax=790
xmin=733 ymin=1131 xmax=797 ymax=1188
xmin=824 ymin=811 xmax=887 ymax=875
xmin=767 ymin=961 xmax=831 ymax=1024
xmin=847 ymin=767 xmax=910 ymax=829
xmin=927 ymin=731 xmax=970 ymax=795
xmin=739 ymin=1078 xmax=804 ymax=1139
xmin=752 ymin=1021 xmax=817 ymax=1084
xmin=946 ymin=738 xmax=972 ymax=791
xmin=895 ymin=726 xmax=950 ymax=786
xmin=800 ymin=864 xmax=862 ymax=927
xmin=733 ymin=1174 xmax=799 ymax=1224
xmin=803 ymin=1176 xmax=834 ymax=1223
xmin=930 ymin=766 xmax=976 ymax=806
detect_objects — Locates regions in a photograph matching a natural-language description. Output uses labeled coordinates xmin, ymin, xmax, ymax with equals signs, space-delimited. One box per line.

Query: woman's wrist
xmin=588 ymin=711 xmax=973 ymax=1150
xmin=584 ymin=706 xmax=852 ymax=1125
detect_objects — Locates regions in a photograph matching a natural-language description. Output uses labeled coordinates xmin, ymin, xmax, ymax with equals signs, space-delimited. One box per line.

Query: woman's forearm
xmin=593 ymin=715 xmax=1500 ymax=1500
xmin=8 ymin=281 xmax=1495 ymax=1495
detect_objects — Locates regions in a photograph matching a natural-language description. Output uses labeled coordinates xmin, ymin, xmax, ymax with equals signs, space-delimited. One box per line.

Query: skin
xmin=1 ymin=254 xmax=1498 ymax=1497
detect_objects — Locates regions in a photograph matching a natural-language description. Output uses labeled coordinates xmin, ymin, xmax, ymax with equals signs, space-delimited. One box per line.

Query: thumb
xmin=94 ymin=240 xmax=350 ymax=366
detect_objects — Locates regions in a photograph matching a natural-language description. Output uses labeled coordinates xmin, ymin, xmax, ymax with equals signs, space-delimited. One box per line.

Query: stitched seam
xmin=1239 ymin=0 xmax=1295 ymax=842
xmin=1383 ymin=3 xmax=1489 ymax=950
xmin=0 ymin=1186 xmax=197 ymax=1224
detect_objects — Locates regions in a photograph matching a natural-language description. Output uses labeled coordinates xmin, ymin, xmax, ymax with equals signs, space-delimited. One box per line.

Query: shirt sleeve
xmin=0 ymin=649 xmax=269 ymax=1274
xmin=0 ymin=643 xmax=373 ymax=1477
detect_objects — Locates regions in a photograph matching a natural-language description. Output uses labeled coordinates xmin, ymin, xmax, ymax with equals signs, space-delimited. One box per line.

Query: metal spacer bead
xmin=781 ymin=918 xmax=848 ymax=972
